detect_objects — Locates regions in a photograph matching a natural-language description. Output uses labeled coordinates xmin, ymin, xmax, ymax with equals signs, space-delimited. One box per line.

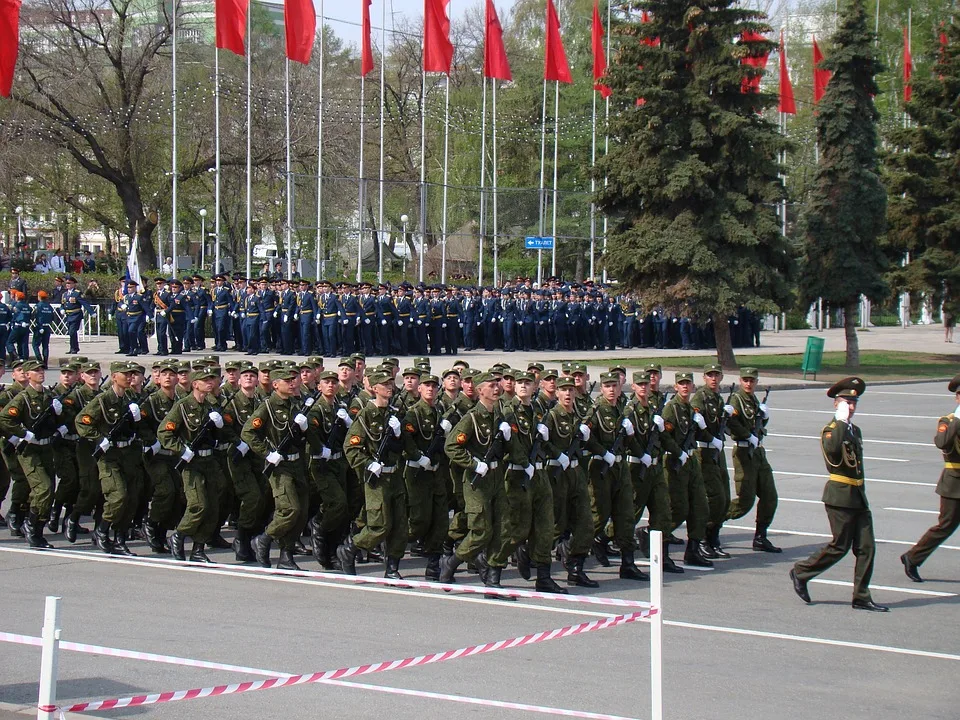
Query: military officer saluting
xmin=790 ymin=377 xmax=889 ymax=612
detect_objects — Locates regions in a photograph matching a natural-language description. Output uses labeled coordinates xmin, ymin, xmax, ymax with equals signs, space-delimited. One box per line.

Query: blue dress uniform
xmin=461 ymin=291 xmax=479 ymax=350
xmin=61 ymin=281 xmax=92 ymax=354
xmin=393 ymin=289 xmax=413 ymax=355
xmin=258 ymin=283 xmax=278 ymax=351
xmin=242 ymin=289 xmax=262 ymax=354
xmin=567 ymin=296 xmax=583 ymax=350
xmin=358 ymin=286 xmax=377 ymax=355
xmin=339 ymin=288 xmax=361 ymax=354
xmin=0 ymin=299 xmax=11 ymax=365
xmin=278 ymin=283 xmax=297 ymax=354
xmin=110 ymin=283 xmax=129 ymax=354
xmin=30 ymin=294 xmax=55 ymax=367
xmin=551 ymin=294 xmax=568 ymax=351
xmin=413 ymin=290 xmax=429 ymax=354
xmin=482 ymin=293 xmax=500 ymax=351
xmin=318 ymin=286 xmax=340 ymax=356
xmin=152 ymin=279 xmax=173 ymax=355
xmin=231 ymin=280 xmax=247 ymax=351
xmin=8 ymin=296 xmax=31 ymax=359
xmin=536 ymin=292 xmax=550 ymax=350
xmin=620 ymin=297 xmax=636 ymax=348
xmin=519 ymin=291 xmax=536 ymax=350
xmin=167 ymin=280 xmax=192 ymax=354
xmin=376 ymin=287 xmax=396 ymax=355
xmin=444 ymin=292 xmax=461 ymax=355
xmin=210 ymin=277 xmax=234 ymax=352
xmin=428 ymin=292 xmax=445 ymax=356
xmin=501 ymin=290 xmax=517 ymax=352
xmin=182 ymin=279 xmax=197 ymax=350
xmin=604 ymin=296 xmax=620 ymax=350
xmin=296 ymin=284 xmax=317 ymax=356
xmin=122 ymin=283 xmax=149 ymax=356
xmin=193 ymin=278 xmax=210 ymax=351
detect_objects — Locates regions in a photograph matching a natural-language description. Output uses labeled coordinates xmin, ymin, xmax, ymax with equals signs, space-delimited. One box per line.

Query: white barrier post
xmin=649 ymin=530 xmax=663 ymax=720
xmin=37 ymin=596 xmax=62 ymax=720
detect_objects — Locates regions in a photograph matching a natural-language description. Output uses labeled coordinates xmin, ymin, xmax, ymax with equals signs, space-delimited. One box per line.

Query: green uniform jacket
xmin=139 ymin=389 xmax=177 ymax=450
xmin=74 ymin=387 xmax=141 ymax=446
xmin=158 ymin=394 xmax=223 ymax=455
xmin=343 ymin=401 xmax=402 ymax=475
xmin=820 ymin=419 xmax=868 ymax=509
xmin=222 ymin=390 xmax=260 ymax=448
xmin=445 ymin=402 xmax=503 ymax=474
xmin=660 ymin=397 xmax=694 ymax=459
xmin=305 ymin=394 xmax=348 ymax=457
xmin=543 ymin=403 xmax=581 ymax=465
xmin=583 ymin=397 xmax=623 ymax=458
xmin=727 ymin=389 xmax=768 ymax=444
xmin=240 ymin=393 xmax=306 ymax=462
xmin=934 ymin=413 xmax=960 ymax=499
xmin=402 ymin=399 xmax=441 ymax=465
xmin=624 ymin=400 xmax=662 ymax=461
xmin=0 ymin=385 xmax=60 ymax=442
xmin=503 ymin=397 xmax=538 ymax=468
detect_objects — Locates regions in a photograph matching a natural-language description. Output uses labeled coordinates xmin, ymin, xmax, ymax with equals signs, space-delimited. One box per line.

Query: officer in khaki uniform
xmin=337 ymin=367 xmax=407 ymax=578
xmin=791 ymin=377 xmax=888 ymax=611
xmin=726 ymin=367 xmax=780 ymax=552
xmin=901 ymin=373 xmax=960 ymax=582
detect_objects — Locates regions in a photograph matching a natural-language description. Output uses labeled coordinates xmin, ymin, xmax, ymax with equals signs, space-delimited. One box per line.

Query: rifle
xmin=712 ymin=383 xmax=737 ymax=461
xmin=672 ymin=396 xmax=700 ymax=471
xmin=264 ymin=392 xmax=318 ymax=479
xmin=317 ymin=401 xmax=351 ymax=461
xmin=92 ymin=407 xmax=134 ymax=460
xmin=17 ymin=384 xmax=71 ymax=455
xmin=637 ymin=391 xmax=671 ymax=480
xmin=751 ymin=387 xmax=771 ymax=450
xmin=609 ymin=399 xmax=637 ymax=458
xmin=469 ymin=425 xmax=504 ymax=490
xmin=363 ymin=403 xmax=403 ymax=489
xmin=176 ymin=417 xmax=215 ymax=472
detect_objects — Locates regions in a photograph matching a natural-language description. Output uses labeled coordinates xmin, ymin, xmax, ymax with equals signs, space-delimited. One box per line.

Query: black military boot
xmin=636 ymin=527 xmax=650 ymax=559
xmin=190 ymin=542 xmax=213 ymax=564
xmin=484 ymin=566 xmax=516 ymax=601
xmin=20 ymin=512 xmax=34 ymax=541
xmin=439 ymin=554 xmax=462 ymax=583
xmin=662 ymin=542 xmax=684 ymax=574
xmin=684 ymin=539 xmax=713 ymax=568
xmin=253 ymin=533 xmax=273 ymax=568
xmin=209 ymin=532 xmax=232 ymax=550
xmin=667 ymin=532 xmax=684 ymax=546
xmin=167 ymin=530 xmax=186 ymax=561
xmin=592 ymin=534 xmax=611 ymax=567
xmin=534 ymin=563 xmax=568 ymax=594
xmin=384 ymin=556 xmax=403 ymax=580
xmin=425 ymin=554 xmax=442 ymax=582
xmin=65 ymin=515 xmax=80 ymax=544
xmin=710 ymin=527 xmax=731 ymax=558
xmin=234 ymin=527 xmax=254 ymax=562
xmin=292 ymin=539 xmax=312 ymax=556
xmin=8 ymin=508 xmax=24 ymax=538
xmin=698 ymin=539 xmax=719 ymax=560
xmin=277 ymin=548 xmax=302 ymax=571
xmin=409 ymin=539 xmax=425 ymax=557
xmin=26 ymin=513 xmax=53 ymax=549
xmin=48 ymin=504 xmax=62 ymax=534
xmin=619 ymin=550 xmax=648 ymax=581
xmin=93 ymin=520 xmax=114 ymax=554
xmin=753 ymin=524 xmax=782 ymax=553
xmin=442 ymin=538 xmax=455 ymax=557
xmin=516 ymin=542 xmax=532 ymax=581
xmin=112 ymin=529 xmax=136 ymax=557
xmin=310 ymin=525 xmax=326 ymax=567
xmin=567 ymin=556 xmax=600 ymax=588
xmin=474 ymin=552 xmax=491 ymax=584
xmin=336 ymin=536 xmax=359 ymax=575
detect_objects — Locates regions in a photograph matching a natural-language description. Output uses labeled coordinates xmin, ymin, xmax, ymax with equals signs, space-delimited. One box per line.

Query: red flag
xmin=812 ymin=37 xmax=830 ymax=104
xmin=424 ymin=0 xmax=453 ymax=74
xmin=778 ymin=31 xmax=796 ymax=114
xmin=0 ymin=0 xmax=21 ymax=98
xmin=284 ymin=0 xmax=316 ymax=64
xmin=544 ymin=0 xmax=572 ymax=84
xmin=903 ymin=26 xmax=912 ymax=102
xmin=591 ymin=0 xmax=610 ymax=97
xmin=740 ymin=30 xmax=769 ymax=94
xmin=215 ymin=0 xmax=248 ymax=56
xmin=483 ymin=0 xmax=511 ymax=81
xmin=361 ymin=0 xmax=374 ymax=76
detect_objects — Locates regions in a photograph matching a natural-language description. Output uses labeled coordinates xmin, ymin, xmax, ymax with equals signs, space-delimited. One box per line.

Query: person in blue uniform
xmin=278 ymin=278 xmax=297 ymax=355
xmin=501 ymin=288 xmax=517 ymax=352
xmin=30 ymin=291 xmax=55 ymax=368
xmin=412 ymin=285 xmax=429 ymax=355
xmin=152 ymin=277 xmax=172 ymax=356
xmin=357 ymin=282 xmax=377 ymax=356
xmin=296 ymin=280 xmax=316 ymax=356
xmin=0 ymin=295 xmax=11 ymax=367
xmin=376 ymin=283 xmax=395 ymax=355
xmin=210 ymin=274 xmax=233 ymax=352
xmin=482 ymin=287 xmax=500 ymax=351
xmin=122 ymin=280 xmax=149 ymax=356
xmin=231 ymin=276 xmax=247 ymax=351
xmin=192 ymin=276 xmax=210 ymax=351
xmin=394 ymin=284 xmax=413 ymax=355
xmin=167 ymin=278 xmax=192 ymax=354
xmin=551 ymin=290 xmax=568 ymax=351
xmin=181 ymin=276 xmax=197 ymax=351
xmin=7 ymin=290 xmax=31 ymax=361
xmin=242 ymin=284 xmax=262 ymax=355
xmin=257 ymin=277 xmax=277 ymax=352
xmin=61 ymin=277 xmax=92 ymax=354
xmin=427 ymin=286 xmax=445 ymax=356
xmin=110 ymin=278 xmax=129 ymax=354
xmin=317 ymin=280 xmax=340 ymax=356
xmin=461 ymin=287 xmax=479 ymax=351
xmin=339 ymin=283 xmax=360 ymax=354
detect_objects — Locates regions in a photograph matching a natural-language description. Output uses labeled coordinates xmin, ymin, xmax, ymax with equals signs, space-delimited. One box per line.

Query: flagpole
xmin=245 ymin=6 xmax=252 ymax=278
xmin=601 ymin=0 xmax=610 ymax=284
xmin=315 ymin=0 xmax=324 ymax=280
xmin=440 ymin=74 xmax=450 ymax=283
xmin=357 ymin=74 xmax=366 ymax=282
xmin=285 ymin=58 xmax=293 ymax=279
xmin=377 ymin=0 xmax=386 ymax=283
xmin=492 ymin=79 xmax=499 ymax=286
xmin=478 ymin=77 xmax=487 ymax=286
xmin=537 ymin=79 xmax=547 ymax=285
xmin=418 ymin=69 xmax=427 ymax=283
xmin=214 ymin=46 xmax=221 ymax=275
xmin=589 ymin=85 xmax=596 ymax=280
xmin=171 ymin=0 xmax=178 ymax=279
xmin=550 ymin=80 xmax=559 ymax=278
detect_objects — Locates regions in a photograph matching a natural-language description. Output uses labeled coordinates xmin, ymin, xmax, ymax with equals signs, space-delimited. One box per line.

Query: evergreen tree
xmin=596 ymin=1 xmax=793 ymax=368
xmin=798 ymin=0 xmax=887 ymax=368
xmin=884 ymin=22 xmax=960 ymax=321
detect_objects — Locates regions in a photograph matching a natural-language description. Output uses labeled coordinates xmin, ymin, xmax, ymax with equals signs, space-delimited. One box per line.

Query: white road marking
xmin=768 ymin=433 xmax=929 ymax=447
xmin=779 ymin=498 xmax=823 ymax=505
xmin=883 ymin=507 xmax=940 ymax=515
xmin=772 ymin=409 xmax=940 ymax=420
xmin=724 ymin=524 xmax=960 ymax=552
xmin=871 ymin=391 xmax=948 ymax=397
xmin=773 ymin=470 xmax=936 ymax=488
xmin=863 ymin=456 xmax=911 ymax=463
xmin=809 ymin=578 xmax=956 ymax=598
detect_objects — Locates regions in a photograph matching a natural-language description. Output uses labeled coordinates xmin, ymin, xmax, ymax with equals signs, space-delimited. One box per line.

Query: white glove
xmin=442 ymin=323 xmax=447 ymax=328
xmin=283 ymin=316 xmax=289 ymax=324
xmin=621 ymin=418 xmax=635 ymax=436
xmin=388 ymin=415 xmax=401 ymax=437
xmin=602 ymin=451 xmax=615 ymax=466
xmin=293 ymin=314 xmax=299 ymax=321
xmin=710 ymin=436 xmax=723 ymax=451
xmin=364 ymin=318 xmax=371 ymax=325
xmin=294 ymin=413 xmax=308 ymax=431
xmin=336 ymin=408 xmax=352 ymax=426
xmin=208 ymin=411 xmax=224 ymax=429
xmin=191 ymin=317 xmax=198 ymax=324
xmin=498 ymin=421 xmax=512 ymax=440
xmin=266 ymin=450 xmax=282 ymax=465
xmin=524 ymin=464 xmax=535 ymax=479
xmin=380 ymin=319 xmax=387 ymax=325
xmin=557 ymin=452 xmax=570 ymax=470
xmin=9 ymin=436 xmax=22 ymax=447
xmin=537 ymin=423 xmax=549 ymax=441
xmin=653 ymin=415 xmax=665 ymax=432
xmin=20 ymin=322 xmax=28 ymax=328
xmin=835 ymin=401 xmax=851 ymax=422
xmin=319 ymin=446 xmax=332 ymax=460
xmin=366 ymin=460 xmax=383 ymax=476
xmin=579 ymin=424 xmax=591 ymax=441
xmin=160 ymin=310 xmax=167 ymax=317
xmin=52 ymin=399 xmax=63 ymax=415
xmin=723 ymin=404 xmax=735 ymax=416
xmin=148 ymin=440 xmax=161 ymax=454
xmin=474 ymin=459 xmax=489 ymax=476
xmin=640 ymin=453 xmax=652 ymax=467
xmin=679 ymin=451 xmax=689 ymax=465
xmin=397 ymin=320 xmax=403 ymax=327
xmin=95 ymin=436 xmax=110 ymax=452
xmin=273 ymin=310 xmax=280 ymax=318
xmin=417 ymin=454 xmax=432 ymax=469
xmin=236 ymin=441 xmax=250 ymax=456
xmin=440 ymin=418 xmax=453 ymax=433
xmin=57 ymin=425 xmax=68 ymax=437
xmin=759 ymin=403 xmax=769 ymax=418
xmin=128 ymin=403 xmax=141 ymax=422
xmin=342 ymin=319 xmax=349 ymax=325
xmin=24 ymin=430 xmax=36 ymax=443
xmin=180 ymin=446 xmax=195 ymax=463
xmin=693 ymin=412 xmax=707 ymax=430
xmin=748 ymin=434 xmax=759 ymax=448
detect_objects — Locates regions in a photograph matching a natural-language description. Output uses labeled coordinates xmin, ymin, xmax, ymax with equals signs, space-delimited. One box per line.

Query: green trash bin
xmin=801 ymin=336 xmax=825 ymax=379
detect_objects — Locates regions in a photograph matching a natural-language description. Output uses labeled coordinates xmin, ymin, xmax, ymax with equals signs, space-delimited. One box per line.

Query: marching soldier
xmin=61 ymin=361 xmax=103 ymax=542
xmin=791 ymin=377 xmax=889 ymax=612
xmin=691 ymin=364 xmax=733 ymax=558
xmin=48 ymin=360 xmax=81 ymax=534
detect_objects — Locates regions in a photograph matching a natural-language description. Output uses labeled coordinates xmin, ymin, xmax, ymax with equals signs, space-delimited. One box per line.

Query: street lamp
xmin=400 ymin=214 xmax=409 ymax=278
xmin=198 ymin=208 xmax=207 ymax=272
xmin=15 ymin=206 xmax=23 ymax=254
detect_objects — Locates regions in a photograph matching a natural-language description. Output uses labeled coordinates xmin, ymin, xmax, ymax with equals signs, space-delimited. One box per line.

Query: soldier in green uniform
xmin=623 ymin=371 xmax=682 ymax=573
xmin=138 ymin=360 xmax=183 ymax=553
xmin=439 ymin=368 xmax=473 ymax=554
xmin=337 ymin=368 xmax=407 ymax=578
xmin=0 ymin=360 xmax=63 ymax=548
xmin=0 ymin=362 xmax=29 ymax=537
xmin=901 ymin=373 xmax=960 ymax=583
xmin=440 ymin=371 xmax=514 ymax=593
xmin=544 ymin=377 xmax=597 ymax=587
xmin=48 ymin=359 xmax=81 ymax=533
xmin=791 ymin=377 xmax=889 ymax=612
xmin=690 ymin=364 xmax=734 ymax=558
xmin=571 ymin=364 xmax=591 ymax=419
xmin=582 ymin=371 xmax=647 ymax=580
xmin=660 ymin=372 xmax=713 ymax=568
xmin=725 ymin=368 xmax=780 ymax=552
xmin=159 ymin=365 xmax=230 ymax=564
xmin=395 ymin=367 xmax=422 ymax=411
xmin=534 ymin=369 xmax=559 ymax=418
xmin=61 ymin=362 xmax=103 ymax=542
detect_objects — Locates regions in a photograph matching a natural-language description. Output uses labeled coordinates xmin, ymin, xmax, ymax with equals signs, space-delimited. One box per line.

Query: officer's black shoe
xmin=852 ymin=598 xmax=889 ymax=612
xmin=710 ymin=528 xmax=732 ymax=559
xmin=292 ymin=540 xmax=311 ymax=556
xmin=112 ymin=530 xmax=136 ymax=557
xmin=336 ymin=538 xmax=358 ymax=575
xmin=567 ymin=556 xmax=600 ymax=588
xmin=253 ymin=533 xmax=273 ymax=569
xmin=65 ymin=517 xmax=80 ymax=544
xmin=143 ymin=522 xmax=162 ymax=553
xmin=698 ymin=540 xmax=720 ymax=560
xmin=683 ymin=540 xmax=713 ymax=568
xmin=484 ymin=567 xmax=516 ymax=601
xmin=409 ymin=539 xmax=425 ymax=557
xmin=277 ymin=549 xmax=302 ymax=571
xmin=789 ymin=569 xmax=811 ymax=604
xmin=187 ymin=542 xmax=212 ymax=564
xmin=168 ymin=530 xmax=186 ymax=561
xmin=662 ymin=543 xmax=684 ymax=574
xmin=900 ymin=553 xmax=923 ymax=583
xmin=592 ymin=535 xmax=611 ymax=567
xmin=93 ymin=520 xmax=114 ymax=555
xmin=619 ymin=551 xmax=648 ymax=581
xmin=209 ymin=533 xmax=232 ymax=550
xmin=442 ymin=538 xmax=455 ymax=557
xmin=48 ymin=504 xmax=62 ymax=533
xmin=26 ymin=514 xmax=53 ymax=549
xmin=534 ymin=563 xmax=568 ymax=594
xmin=474 ymin=552 xmax=491 ymax=584
xmin=384 ymin=557 xmax=403 ymax=580
xmin=439 ymin=554 xmax=462 ymax=584
xmin=234 ymin=528 xmax=254 ymax=562
xmin=8 ymin=509 xmax=24 ymax=538
xmin=20 ymin=512 xmax=34 ymax=541
xmin=636 ymin=527 xmax=650 ymax=558
xmin=752 ymin=532 xmax=782 ymax=553
xmin=516 ymin=542 xmax=532 ymax=581
xmin=425 ymin=554 xmax=442 ymax=582
xmin=667 ymin=532 xmax=684 ymax=546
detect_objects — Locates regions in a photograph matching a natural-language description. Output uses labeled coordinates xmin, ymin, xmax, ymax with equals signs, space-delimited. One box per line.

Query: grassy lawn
xmin=557 ymin=351 xmax=960 ymax=382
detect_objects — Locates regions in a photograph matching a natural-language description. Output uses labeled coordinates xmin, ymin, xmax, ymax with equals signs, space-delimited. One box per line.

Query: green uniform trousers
xmin=0 ymin=455 xmax=9 ymax=513
xmin=698 ymin=450 xmax=732 ymax=530
xmin=308 ymin=458 xmax=349 ymax=535
xmin=794 ymin=505 xmax=876 ymax=602
xmin=552 ymin=464 xmax=593 ymax=557
xmin=489 ymin=468 xmax=533 ymax=567
xmin=177 ymin=457 xmax=222 ymax=543
xmin=226 ymin=454 xmax=263 ymax=531
xmin=70 ymin=440 xmax=102 ymax=520
xmin=665 ymin=455 xmax=708 ymax=541
xmin=904 ymin=496 xmax=960 ymax=567
xmin=587 ymin=458 xmax=636 ymax=551
xmin=214 ymin=453 xmax=235 ymax=529
xmin=265 ymin=462 xmax=309 ymax=550
xmin=455 ymin=467 xmax=506 ymax=565
xmin=445 ymin=461 xmax=468 ymax=543
xmin=404 ymin=466 xmax=449 ymax=555
xmin=629 ymin=461 xmax=672 ymax=533
xmin=346 ymin=467 xmax=365 ymax=529
xmin=145 ymin=454 xmax=183 ymax=529
xmin=727 ymin=447 xmax=778 ymax=525
xmin=53 ymin=441 xmax=80 ymax=508
xmin=3 ymin=446 xmax=30 ymax=513
xmin=354 ymin=471 xmax=408 ymax=558
xmin=97 ymin=447 xmax=143 ymax=531
xmin=18 ymin=446 xmax=55 ymax=517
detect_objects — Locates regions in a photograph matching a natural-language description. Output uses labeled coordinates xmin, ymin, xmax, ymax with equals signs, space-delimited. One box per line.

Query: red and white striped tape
xmin=60 ymin=609 xmax=654 ymax=713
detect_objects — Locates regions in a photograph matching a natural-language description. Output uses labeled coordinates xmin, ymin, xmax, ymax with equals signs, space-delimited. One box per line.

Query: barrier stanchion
xmin=37 ymin=596 xmax=62 ymax=720
xmin=649 ymin=530 xmax=663 ymax=720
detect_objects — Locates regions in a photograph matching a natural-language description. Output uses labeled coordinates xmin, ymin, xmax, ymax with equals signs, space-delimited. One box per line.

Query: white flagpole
xmin=214 ymin=46 xmax=221 ymax=275
xmin=478 ymin=76 xmax=487 ymax=286
xmin=537 ymin=79 xmax=547 ymax=285
xmin=491 ymin=79 xmax=499 ymax=286
xmin=171 ymin=0 xmax=179 ymax=279
xmin=245 ymin=6 xmax=252 ymax=277
xmin=440 ymin=73 xmax=450 ymax=283
xmin=589 ymin=84 xmax=596 ymax=280
xmin=601 ymin=0 xmax=610 ymax=284
xmin=550 ymin=80 xmax=559 ymax=277
xmin=315 ymin=0 xmax=324 ymax=280
xmin=285 ymin=57 xmax=293 ymax=279
xmin=377 ymin=0 xmax=386 ymax=283
xmin=357 ymin=74 xmax=366 ymax=282
xmin=418 ymin=69 xmax=427 ymax=283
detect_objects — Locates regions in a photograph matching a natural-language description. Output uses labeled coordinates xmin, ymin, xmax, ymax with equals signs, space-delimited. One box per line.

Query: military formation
xmin=106 ymin=274 xmax=764 ymax=359
xmin=1 ymin=277 xmax=93 ymax=368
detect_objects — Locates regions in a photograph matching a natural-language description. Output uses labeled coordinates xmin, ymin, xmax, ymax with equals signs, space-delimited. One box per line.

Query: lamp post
xmin=15 ymin=206 xmax=23 ymax=254
xmin=400 ymin=214 xmax=409 ymax=278
xmin=198 ymin=208 xmax=207 ymax=272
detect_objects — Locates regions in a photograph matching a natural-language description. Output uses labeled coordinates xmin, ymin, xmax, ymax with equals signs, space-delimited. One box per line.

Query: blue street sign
xmin=524 ymin=236 xmax=555 ymax=250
